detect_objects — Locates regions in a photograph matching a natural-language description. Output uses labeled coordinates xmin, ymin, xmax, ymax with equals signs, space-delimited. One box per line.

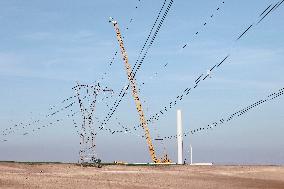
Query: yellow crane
xmin=109 ymin=17 xmax=171 ymax=163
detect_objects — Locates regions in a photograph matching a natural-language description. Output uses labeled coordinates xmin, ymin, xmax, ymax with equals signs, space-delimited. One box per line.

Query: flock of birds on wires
xmin=1 ymin=0 xmax=284 ymax=162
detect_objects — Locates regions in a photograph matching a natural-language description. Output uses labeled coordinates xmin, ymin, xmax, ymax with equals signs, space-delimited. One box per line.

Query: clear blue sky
xmin=0 ymin=0 xmax=283 ymax=164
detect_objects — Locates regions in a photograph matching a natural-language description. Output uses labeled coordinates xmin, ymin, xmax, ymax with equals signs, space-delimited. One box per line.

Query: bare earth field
xmin=0 ymin=162 xmax=284 ymax=189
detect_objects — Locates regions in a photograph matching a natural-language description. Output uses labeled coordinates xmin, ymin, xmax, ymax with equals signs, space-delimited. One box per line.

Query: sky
xmin=0 ymin=0 xmax=284 ymax=164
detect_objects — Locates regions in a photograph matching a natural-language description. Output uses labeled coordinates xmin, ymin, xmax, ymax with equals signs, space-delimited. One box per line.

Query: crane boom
xmin=109 ymin=18 xmax=170 ymax=163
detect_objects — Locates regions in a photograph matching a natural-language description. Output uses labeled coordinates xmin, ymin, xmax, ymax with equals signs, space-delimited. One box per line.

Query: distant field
xmin=0 ymin=162 xmax=283 ymax=189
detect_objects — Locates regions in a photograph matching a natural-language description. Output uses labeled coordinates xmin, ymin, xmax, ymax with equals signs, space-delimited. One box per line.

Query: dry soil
xmin=0 ymin=162 xmax=284 ymax=189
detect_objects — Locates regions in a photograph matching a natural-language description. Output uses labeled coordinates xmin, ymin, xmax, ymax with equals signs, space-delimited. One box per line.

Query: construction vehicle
xmin=109 ymin=17 xmax=171 ymax=163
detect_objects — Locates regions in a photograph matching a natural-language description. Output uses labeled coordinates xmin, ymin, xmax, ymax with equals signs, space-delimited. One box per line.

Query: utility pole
xmin=190 ymin=144 xmax=192 ymax=165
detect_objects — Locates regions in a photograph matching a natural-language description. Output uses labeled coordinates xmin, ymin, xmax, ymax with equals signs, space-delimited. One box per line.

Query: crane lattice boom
xmin=109 ymin=18 xmax=170 ymax=163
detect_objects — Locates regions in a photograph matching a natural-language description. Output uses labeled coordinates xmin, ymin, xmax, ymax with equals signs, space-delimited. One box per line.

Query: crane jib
xmin=110 ymin=19 xmax=171 ymax=163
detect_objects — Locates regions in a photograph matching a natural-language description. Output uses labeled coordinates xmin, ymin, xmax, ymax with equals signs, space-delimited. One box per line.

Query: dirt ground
xmin=0 ymin=162 xmax=284 ymax=189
